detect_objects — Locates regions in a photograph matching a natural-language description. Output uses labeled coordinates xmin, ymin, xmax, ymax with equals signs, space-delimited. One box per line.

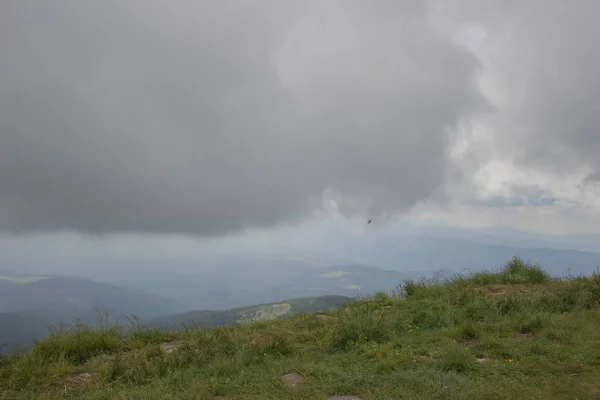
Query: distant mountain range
xmin=102 ymin=232 xmax=600 ymax=311
xmin=115 ymin=262 xmax=449 ymax=311
xmin=0 ymin=273 xmax=186 ymax=352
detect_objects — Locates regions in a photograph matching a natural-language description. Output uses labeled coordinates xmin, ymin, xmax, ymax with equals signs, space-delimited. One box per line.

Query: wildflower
xmin=408 ymin=329 xmax=414 ymax=333
xmin=508 ymin=359 xmax=513 ymax=363
xmin=263 ymin=353 xmax=267 ymax=356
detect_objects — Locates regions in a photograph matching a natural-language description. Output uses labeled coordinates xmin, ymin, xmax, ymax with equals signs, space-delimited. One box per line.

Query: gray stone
xmin=65 ymin=372 xmax=94 ymax=385
xmin=160 ymin=340 xmax=185 ymax=354
xmin=281 ymin=372 xmax=304 ymax=390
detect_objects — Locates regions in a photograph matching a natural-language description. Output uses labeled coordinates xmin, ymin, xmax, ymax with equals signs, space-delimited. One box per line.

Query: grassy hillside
xmin=1 ymin=257 xmax=600 ymax=399
xmin=145 ymin=295 xmax=352 ymax=332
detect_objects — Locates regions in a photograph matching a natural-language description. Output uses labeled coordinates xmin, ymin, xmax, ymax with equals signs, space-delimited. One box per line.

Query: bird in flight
xmin=368 ymin=219 xmax=372 ymax=224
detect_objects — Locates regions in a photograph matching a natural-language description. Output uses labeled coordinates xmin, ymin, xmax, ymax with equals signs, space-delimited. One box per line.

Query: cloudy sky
xmin=1 ymin=0 xmax=600 ymax=248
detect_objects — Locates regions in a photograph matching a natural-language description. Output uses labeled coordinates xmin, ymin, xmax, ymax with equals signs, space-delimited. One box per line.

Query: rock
xmin=475 ymin=358 xmax=490 ymax=363
xmin=281 ymin=372 xmax=304 ymax=390
xmin=316 ymin=314 xmax=333 ymax=321
xmin=160 ymin=340 xmax=185 ymax=354
xmin=66 ymin=372 xmax=94 ymax=385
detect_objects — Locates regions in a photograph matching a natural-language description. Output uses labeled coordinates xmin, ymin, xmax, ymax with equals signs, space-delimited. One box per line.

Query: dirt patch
xmin=487 ymin=287 xmax=510 ymax=295
xmin=516 ymin=332 xmax=535 ymax=339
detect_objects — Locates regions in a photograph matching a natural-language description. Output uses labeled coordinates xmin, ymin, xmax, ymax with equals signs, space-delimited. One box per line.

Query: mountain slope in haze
xmin=88 ymin=225 xmax=600 ymax=310
xmin=0 ymin=273 xmax=187 ymax=317
xmin=124 ymin=262 xmax=446 ymax=311
xmin=476 ymin=224 xmax=600 ymax=252
xmin=315 ymin=228 xmax=600 ymax=277
xmin=144 ymin=295 xmax=353 ymax=332
xmin=0 ymin=311 xmax=52 ymax=354
xmin=0 ymin=273 xmax=187 ymax=351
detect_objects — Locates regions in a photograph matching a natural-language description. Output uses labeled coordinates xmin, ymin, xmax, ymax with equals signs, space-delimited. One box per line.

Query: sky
xmin=1 ymin=0 xmax=600 ymax=266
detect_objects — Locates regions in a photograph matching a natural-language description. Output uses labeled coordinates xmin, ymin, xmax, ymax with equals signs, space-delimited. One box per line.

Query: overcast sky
xmin=1 ymin=0 xmax=600 ymax=243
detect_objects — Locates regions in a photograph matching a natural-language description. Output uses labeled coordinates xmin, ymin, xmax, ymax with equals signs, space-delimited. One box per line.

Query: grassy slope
xmin=1 ymin=257 xmax=600 ymax=400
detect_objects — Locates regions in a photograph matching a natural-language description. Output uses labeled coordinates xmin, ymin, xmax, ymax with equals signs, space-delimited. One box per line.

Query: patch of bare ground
xmin=487 ymin=287 xmax=510 ymax=295
xmin=516 ymin=332 xmax=535 ymax=339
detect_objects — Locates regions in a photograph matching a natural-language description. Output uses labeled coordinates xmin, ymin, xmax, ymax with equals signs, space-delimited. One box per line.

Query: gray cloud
xmin=474 ymin=184 xmax=557 ymax=208
xmin=0 ymin=0 xmax=484 ymax=235
xmin=584 ymin=171 xmax=600 ymax=183
xmin=444 ymin=0 xmax=600 ymax=176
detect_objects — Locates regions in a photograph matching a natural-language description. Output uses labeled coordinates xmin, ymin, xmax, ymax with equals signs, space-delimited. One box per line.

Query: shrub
xmin=503 ymin=256 xmax=550 ymax=284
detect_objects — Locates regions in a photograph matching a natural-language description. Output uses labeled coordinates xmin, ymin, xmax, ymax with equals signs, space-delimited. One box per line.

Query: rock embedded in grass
xmin=281 ymin=372 xmax=304 ymax=390
xmin=65 ymin=372 xmax=96 ymax=386
xmin=160 ymin=340 xmax=185 ymax=354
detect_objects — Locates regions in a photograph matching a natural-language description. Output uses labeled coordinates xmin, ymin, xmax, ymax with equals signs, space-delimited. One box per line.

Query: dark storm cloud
xmin=0 ymin=0 xmax=484 ymax=235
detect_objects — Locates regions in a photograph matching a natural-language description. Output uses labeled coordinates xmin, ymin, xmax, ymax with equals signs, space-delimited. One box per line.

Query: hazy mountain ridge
xmin=0 ymin=274 xmax=187 ymax=351
xmin=121 ymin=262 xmax=447 ymax=311
xmin=143 ymin=295 xmax=353 ymax=332
xmin=0 ymin=274 xmax=186 ymax=317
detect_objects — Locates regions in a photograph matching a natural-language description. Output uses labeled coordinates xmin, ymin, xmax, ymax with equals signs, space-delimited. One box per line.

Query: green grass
xmin=1 ymin=257 xmax=600 ymax=399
